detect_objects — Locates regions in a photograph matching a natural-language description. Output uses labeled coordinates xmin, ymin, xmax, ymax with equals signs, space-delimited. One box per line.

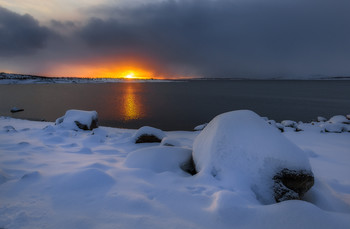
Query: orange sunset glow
xmin=43 ymin=59 xmax=159 ymax=80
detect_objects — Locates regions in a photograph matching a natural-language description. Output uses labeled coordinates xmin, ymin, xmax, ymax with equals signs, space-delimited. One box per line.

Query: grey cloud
xmin=51 ymin=20 xmax=77 ymax=29
xmin=78 ymin=0 xmax=350 ymax=78
xmin=0 ymin=6 xmax=53 ymax=57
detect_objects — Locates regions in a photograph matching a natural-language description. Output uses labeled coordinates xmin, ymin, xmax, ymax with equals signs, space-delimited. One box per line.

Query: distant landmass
xmin=1 ymin=72 xmax=349 ymax=84
xmin=0 ymin=72 xmax=170 ymax=84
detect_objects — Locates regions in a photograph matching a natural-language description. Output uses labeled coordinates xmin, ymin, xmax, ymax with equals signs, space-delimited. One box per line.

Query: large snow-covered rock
xmin=55 ymin=110 xmax=98 ymax=131
xmin=193 ymin=110 xmax=313 ymax=203
xmin=328 ymin=115 xmax=350 ymax=124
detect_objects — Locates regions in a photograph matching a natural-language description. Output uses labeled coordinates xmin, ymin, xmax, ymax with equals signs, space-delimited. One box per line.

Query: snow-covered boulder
xmin=192 ymin=110 xmax=314 ymax=203
xmin=317 ymin=116 xmax=327 ymax=122
xmin=328 ymin=115 xmax=350 ymax=124
xmin=281 ymin=120 xmax=297 ymax=128
xmin=133 ymin=126 xmax=166 ymax=143
xmin=322 ymin=122 xmax=345 ymax=133
xmin=266 ymin=120 xmax=284 ymax=132
xmin=55 ymin=110 xmax=98 ymax=131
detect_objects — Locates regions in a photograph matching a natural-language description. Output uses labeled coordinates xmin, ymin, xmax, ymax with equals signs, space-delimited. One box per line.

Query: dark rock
xmin=163 ymin=143 xmax=174 ymax=146
xmin=180 ymin=156 xmax=197 ymax=176
xmin=133 ymin=126 xmax=166 ymax=143
xmin=273 ymin=168 xmax=314 ymax=202
xmin=74 ymin=119 xmax=98 ymax=131
xmin=10 ymin=107 xmax=24 ymax=113
xmin=135 ymin=134 xmax=162 ymax=143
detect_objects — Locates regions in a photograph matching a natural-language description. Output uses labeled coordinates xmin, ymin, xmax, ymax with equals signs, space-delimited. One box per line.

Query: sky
xmin=0 ymin=0 xmax=350 ymax=79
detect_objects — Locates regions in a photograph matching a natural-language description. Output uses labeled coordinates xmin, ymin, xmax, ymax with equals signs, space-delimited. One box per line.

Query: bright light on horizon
xmin=124 ymin=72 xmax=135 ymax=79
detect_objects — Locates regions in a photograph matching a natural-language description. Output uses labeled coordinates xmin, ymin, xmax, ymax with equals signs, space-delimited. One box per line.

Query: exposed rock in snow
xmin=276 ymin=123 xmax=285 ymax=132
xmin=267 ymin=120 xmax=284 ymax=132
xmin=273 ymin=169 xmax=314 ymax=202
xmin=192 ymin=110 xmax=313 ymax=203
xmin=55 ymin=110 xmax=98 ymax=131
xmin=328 ymin=115 xmax=350 ymax=124
xmin=10 ymin=107 xmax=24 ymax=113
xmin=133 ymin=126 xmax=166 ymax=143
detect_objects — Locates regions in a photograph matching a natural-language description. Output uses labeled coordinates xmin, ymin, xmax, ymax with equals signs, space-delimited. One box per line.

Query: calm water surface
xmin=1 ymin=81 xmax=349 ymax=130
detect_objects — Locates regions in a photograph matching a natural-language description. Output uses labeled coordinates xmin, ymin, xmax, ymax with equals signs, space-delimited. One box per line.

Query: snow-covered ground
xmin=0 ymin=111 xmax=349 ymax=229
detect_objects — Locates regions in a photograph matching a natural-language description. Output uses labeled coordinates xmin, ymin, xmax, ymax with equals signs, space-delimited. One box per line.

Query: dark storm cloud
xmin=0 ymin=6 xmax=53 ymax=57
xmin=78 ymin=0 xmax=350 ymax=77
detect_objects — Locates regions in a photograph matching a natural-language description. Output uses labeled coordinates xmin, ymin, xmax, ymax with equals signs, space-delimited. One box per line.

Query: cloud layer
xmin=1 ymin=0 xmax=350 ymax=78
xmin=0 ymin=6 xmax=53 ymax=57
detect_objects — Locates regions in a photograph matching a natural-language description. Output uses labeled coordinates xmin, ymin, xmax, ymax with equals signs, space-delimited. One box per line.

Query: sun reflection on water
xmin=122 ymin=84 xmax=144 ymax=121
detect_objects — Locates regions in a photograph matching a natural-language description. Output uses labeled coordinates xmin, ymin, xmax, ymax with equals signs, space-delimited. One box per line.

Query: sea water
xmin=1 ymin=80 xmax=349 ymax=130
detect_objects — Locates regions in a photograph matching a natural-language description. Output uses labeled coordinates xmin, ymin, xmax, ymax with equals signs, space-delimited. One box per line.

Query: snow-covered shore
xmin=0 ymin=111 xmax=350 ymax=229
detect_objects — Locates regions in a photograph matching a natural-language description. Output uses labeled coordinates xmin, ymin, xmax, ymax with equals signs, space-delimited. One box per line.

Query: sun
xmin=125 ymin=72 xmax=135 ymax=79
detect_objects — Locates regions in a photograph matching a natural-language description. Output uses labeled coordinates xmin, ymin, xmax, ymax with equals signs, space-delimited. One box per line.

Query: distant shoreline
xmin=1 ymin=72 xmax=350 ymax=84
